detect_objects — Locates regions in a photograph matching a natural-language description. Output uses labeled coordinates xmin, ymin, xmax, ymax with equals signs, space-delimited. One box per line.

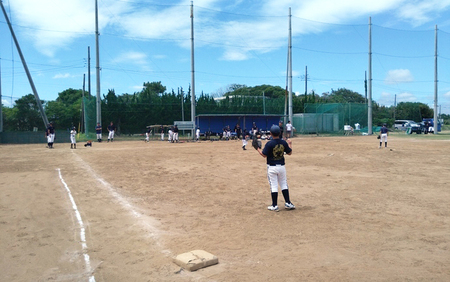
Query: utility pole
xmin=367 ymin=17 xmax=373 ymax=135
xmin=190 ymin=1 xmax=196 ymax=138
xmin=433 ymin=25 xmax=438 ymax=134
xmin=95 ymin=0 xmax=101 ymax=125
xmin=288 ymin=7 xmax=293 ymax=124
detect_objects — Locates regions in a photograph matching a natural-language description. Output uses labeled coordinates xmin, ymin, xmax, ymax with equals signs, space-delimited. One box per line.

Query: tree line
xmin=1 ymin=81 xmax=445 ymax=134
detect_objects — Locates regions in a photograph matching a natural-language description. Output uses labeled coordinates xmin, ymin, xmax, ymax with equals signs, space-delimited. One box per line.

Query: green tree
xmin=9 ymin=94 xmax=45 ymax=131
xmin=395 ymin=102 xmax=432 ymax=121
xmin=46 ymin=89 xmax=83 ymax=130
xmin=321 ymin=88 xmax=365 ymax=103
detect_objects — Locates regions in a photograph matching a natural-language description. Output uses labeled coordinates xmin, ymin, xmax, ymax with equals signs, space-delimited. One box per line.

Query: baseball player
xmin=196 ymin=127 xmax=200 ymax=141
xmin=95 ymin=122 xmax=102 ymax=142
xmin=242 ymin=130 xmax=249 ymax=150
xmin=160 ymin=125 xmax=165 ymax=141
xmin=145 ymin=127 xmax=152 ymax=142
xmin=168 ymin=126 xmax=173 ymax=143
xmin=256 ymin=124 xmax=295 ymax=211
xmin=172 ymin=125 xmax=179 ymax=143
xmin=46 ymin=122 xmax=55 ymax=149
xmin=226 ymin=125 xmax=231 ymax=140
xmin=107 ymin=121 xmax=116 ymax=142
xmin=234 ymin=123 xmax=242 ymax=140
xmin=285 ymin=121 xmax=293 ymax=138
xmin=70 ymin=126 xmax=77 ymax=149
xmin=379 ymin=123 xmax=388 ymax=148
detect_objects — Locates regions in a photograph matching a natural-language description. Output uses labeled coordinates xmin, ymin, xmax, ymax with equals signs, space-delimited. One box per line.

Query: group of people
xmin=156 ymin=125 xmax=180 ymax=143
xmin=240 ymin=120 xmax=294 ymax=150
xmin=95 ymin=121 xmax=116 ymax=143
xmin=45 ymin=121 xmax=116 ymax=150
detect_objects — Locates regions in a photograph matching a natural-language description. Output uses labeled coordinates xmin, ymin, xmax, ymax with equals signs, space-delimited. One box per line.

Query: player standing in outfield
xmin=107 ymin=121 xmax=116 ymax=142
xmin=172 ymin=125 xmax=179 ymax=143
xmin=46 ymin=122 xmax=55 ymax=149
xmin=168 ymin=126 xmax=173 ymax=143
xmin=70 ymin=126 xmax=77 ymax=149
xmin=160 ymin=125 xmax=165 ymax=141
xmin=95 ymin=122 xmax=102 ymax=142
xmin=285 ymin=120 xmax=293 ymax=138
xmin=379 ymin=123 xmax=388 ymax=149
xmin=256 ymin=124 xmax=295 ymax=211
xmin=145 ymin=127 xmax=152 ymax=142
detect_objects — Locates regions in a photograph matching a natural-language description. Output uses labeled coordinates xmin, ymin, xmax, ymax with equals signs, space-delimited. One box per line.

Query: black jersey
xmin=262 ymin=138 xmax=292 ymax=166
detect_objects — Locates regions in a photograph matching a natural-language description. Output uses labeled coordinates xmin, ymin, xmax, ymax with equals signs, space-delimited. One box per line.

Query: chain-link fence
xmin=293 ymin=103 xmax=368 ymax=135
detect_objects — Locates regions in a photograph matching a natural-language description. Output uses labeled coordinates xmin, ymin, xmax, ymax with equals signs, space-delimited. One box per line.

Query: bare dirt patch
xmin=1 ymin=135 xmax=449 ymax=281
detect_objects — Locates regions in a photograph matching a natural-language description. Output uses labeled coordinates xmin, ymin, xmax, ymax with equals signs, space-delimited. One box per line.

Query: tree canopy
xmin=1 ymin=82 xmax=440 ymax=133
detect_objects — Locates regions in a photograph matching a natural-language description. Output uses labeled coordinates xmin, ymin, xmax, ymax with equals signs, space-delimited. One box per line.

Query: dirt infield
xmin=1 ymin=135 xmax=449 ymax=281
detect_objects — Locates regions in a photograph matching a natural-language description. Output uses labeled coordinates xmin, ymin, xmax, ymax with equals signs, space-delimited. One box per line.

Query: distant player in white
xmin=196 ymin=127 xmax=200 ymax=141
xmin=70 ymin=127 xmax=77 ymax=149
xmin=160 ymin=125 xmax=164 ymax=141
xmin=242 ymin=132 xmax=248 ymax=150
xmin=107 ymin=121 xmax=116 ymax=142
xmin=172 ymin=125 xmax=179 ymax=143
xmin=285 ymin=120 xmax=293 ymax=138
xmin=226 ymin=125 xmax=231 ymax=140
xmin=46 ymin=122 xmax=55 ymax=149
xmin=168 ymin=127 xmax=173 ymax=143
xmin=145 ymin=127 xmax=151 ymax=142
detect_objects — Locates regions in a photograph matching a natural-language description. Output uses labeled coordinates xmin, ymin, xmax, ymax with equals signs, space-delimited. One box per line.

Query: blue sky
xmin=1 ymin=0 xmax=450 ymax=114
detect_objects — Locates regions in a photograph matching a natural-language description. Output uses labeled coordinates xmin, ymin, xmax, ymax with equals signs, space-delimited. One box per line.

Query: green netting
xmin=294 ymin=103 xmax=368 ymax=134
xmin=83 ymin=96 xmax=97 ymax=139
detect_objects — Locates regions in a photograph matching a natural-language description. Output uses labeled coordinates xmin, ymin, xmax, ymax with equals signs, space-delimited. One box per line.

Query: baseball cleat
xmin=267 ymin=205 xmax=279 ymax=211
xmin=285 ymin=202 xmax=296 ymax=210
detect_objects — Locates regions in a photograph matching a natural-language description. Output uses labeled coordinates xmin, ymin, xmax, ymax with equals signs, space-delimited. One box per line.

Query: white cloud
xmin=443 ymin=91 xmax=450 ymax=99
xmin=398 ymin=0 xmax=450 ymax=26
xmin=385 ymin=69 xmax=414 ymax=85
xmin=397 ymin=91 xmax=417 ymax=102
xmin=6 ymin=0 xmax=450 ymax=61
xmin=2 ymin=99 xmax=12 ymax=107
xmin=53 ymin=73 xmax=72 ymax=79
xmin=112 ymin=52 xmax=147 ymax=63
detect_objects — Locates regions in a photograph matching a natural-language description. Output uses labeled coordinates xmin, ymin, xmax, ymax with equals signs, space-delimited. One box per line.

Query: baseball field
xmin=1 ymin=134 xmax=449 ymax=281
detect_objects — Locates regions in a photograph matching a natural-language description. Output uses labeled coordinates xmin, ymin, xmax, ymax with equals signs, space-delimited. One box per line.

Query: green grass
xmin=387 ymin=130 xmax=450 ymax=140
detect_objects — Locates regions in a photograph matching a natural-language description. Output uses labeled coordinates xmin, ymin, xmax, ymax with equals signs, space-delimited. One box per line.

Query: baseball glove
xmin=252 ymin=137 xmax=261 ymax=150
xmin=377 ymin=135 xmax=381 ymax=139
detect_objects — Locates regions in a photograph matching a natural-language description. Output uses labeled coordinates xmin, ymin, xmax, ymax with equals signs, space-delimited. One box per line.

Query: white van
xmin=394 ymin=120 xmax=420 ymax=131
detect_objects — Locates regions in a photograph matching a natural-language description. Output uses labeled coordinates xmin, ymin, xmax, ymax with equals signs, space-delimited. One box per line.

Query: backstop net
xmin=293 ymin=103 xmax=368 ymax=135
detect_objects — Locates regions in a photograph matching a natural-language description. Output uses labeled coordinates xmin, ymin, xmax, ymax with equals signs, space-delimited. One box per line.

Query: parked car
xmin=394 ymin=120 xmax=413 ymax=130
xmin=407 ymin=121 xmax=422 ymax=134
xmin=394 ymin=120 xmax=421 ymax=133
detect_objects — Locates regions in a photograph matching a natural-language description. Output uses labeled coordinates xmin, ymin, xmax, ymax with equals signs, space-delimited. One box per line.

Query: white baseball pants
xmin=267 ymin=165 xmax=288 ymax=193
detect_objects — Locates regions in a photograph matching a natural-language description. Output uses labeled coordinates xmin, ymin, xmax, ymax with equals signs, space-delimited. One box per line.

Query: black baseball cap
xmin=270 ymin=125 xmax=281 ymax=136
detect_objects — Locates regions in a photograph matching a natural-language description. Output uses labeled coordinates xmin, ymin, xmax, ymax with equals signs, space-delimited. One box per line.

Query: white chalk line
xmin=70 ymin=151 xmax=166 ymax=247
xmin=57 ymin=168 xmax=96 ymax=282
